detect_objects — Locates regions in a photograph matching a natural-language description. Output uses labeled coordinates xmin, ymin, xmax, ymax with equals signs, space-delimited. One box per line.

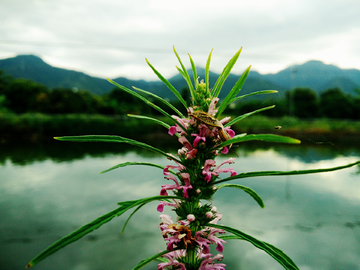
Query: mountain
xmin=259 ymin=60 xmax=360 ymax=94
xmin=112 ymin=67 xmax=285 ymax=100
xmin=0 ymin=55 xmax=111 ymax=95
xmin=1 ymin=55 xmax=360 ymax=99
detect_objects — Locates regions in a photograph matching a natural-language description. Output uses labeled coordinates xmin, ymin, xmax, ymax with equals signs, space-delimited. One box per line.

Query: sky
xmin=1 ymin=0 xmax=360 ymax=80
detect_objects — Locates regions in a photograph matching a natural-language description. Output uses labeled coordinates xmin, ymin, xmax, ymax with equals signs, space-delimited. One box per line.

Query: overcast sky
xmin=1 ymin=0 xmax=359 ymax=80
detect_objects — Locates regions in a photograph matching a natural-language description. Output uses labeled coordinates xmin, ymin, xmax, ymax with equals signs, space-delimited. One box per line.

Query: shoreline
xmin=1 ymin=113 xmax=360 ymax=144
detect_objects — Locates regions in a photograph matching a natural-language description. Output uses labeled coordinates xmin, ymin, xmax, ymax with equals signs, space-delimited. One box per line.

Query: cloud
xmin=0 ymin=0 xmax=359 ymax=80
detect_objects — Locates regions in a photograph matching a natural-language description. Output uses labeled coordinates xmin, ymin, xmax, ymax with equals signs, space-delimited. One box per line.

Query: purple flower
xmin=208 ymin=228 xmax=226 ymax=253
xmin=208 ymin=98 xmax=219 ymax=116
xmin=191 ymin=124 xmax=209 ymax=147
xmin=195 ymin=231 xmax=211 ymax=254
xmin=158 ymin=250 xmax=186 ymax=270
xmin=199 ymin=254 xmax=226 ymax=270
xmin=202 ymin=159 xmax=216 ymax=183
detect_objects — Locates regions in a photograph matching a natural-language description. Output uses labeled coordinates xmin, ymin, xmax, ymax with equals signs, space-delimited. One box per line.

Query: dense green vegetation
xmin=1 ymin=70 xmax=360 ymax=119
xmin=1 ymin=69 xmax=360 ymax=143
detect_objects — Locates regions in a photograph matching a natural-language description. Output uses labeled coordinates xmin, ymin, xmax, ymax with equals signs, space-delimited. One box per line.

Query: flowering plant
xmin=26 ymin=47 xmax=360 ymax=270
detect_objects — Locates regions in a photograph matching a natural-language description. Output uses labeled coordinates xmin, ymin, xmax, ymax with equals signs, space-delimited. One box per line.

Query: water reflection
xmin=1 ymin=140 xmax=360 ymax=270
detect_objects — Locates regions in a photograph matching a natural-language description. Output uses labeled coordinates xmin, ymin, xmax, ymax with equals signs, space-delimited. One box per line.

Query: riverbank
xmin=1 ymin=113 xmax=359 ymax=144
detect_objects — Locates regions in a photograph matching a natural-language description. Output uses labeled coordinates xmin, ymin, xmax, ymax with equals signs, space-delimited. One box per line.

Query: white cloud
xmin=0 ymin=0 xmax=360 ymax=79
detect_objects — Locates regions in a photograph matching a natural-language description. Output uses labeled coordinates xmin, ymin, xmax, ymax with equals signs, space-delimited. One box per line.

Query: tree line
xmin=227 ymin=87 xmax=360 ymax=119
xmin=1 ymin=70 xmax=360 ymax=119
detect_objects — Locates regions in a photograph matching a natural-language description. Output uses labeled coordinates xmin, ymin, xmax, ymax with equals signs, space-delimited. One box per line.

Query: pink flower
xmin=199 ymin=253 xmax=226 ymax=270
xmin=168 ymin=126 xmax=177 ymax=136
xmin=157 ymin=201 xmax=177 ymax=212
xmin=159 ymin=214 xmax=174 ymax=230
xmin=191 ymin=124 xmax=209 ymax=147
xmin=208 ymin=98 xmax=219 ymax=116
xmin=221 ymin=147 xmax=229 ymax=154
xmin=158 ymin=250 xmax=186 ymax=270
xmin=180 ymin=173 xmax=193 ymax=197
xmin=205 ymin=212 xmax=213 ymax=219
xmin=213 ymin=158 xmax=237 ymax=177
xmin=219 ymin=117 xmax=231 ymax=125
xmin=202 ymin=159 xmax=216 ymax=183
xmin=168 ymin=115 xmax=189 ymax=136
xmin=179 ymin=136 xmax=193 ymax=151
xmin=187 ymin=214 xmax=195 ymax=222
xmin=195 ymin=231 xmax=211 ymax=254
xmin=209 ymin=213 xmax=223 ymax=224
xmin=207 ymin=228 xmax=226 ymax=253
xmin=185 ymin=148 xmax=198 ymax=159
xmin=224 ymin=126 xmax=235 ymax=138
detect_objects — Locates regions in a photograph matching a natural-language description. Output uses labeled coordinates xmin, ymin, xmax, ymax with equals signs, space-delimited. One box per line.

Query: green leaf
xmin=215 ymin=160 xmax=360 ymax=184
xmin=100 ymin=161 xmax=169 ymax=174
xmin=212 ymin=47 xmax=242 ymax=98
xmin=215 ymin=134 xmax=301 ymax=149
xmin=173 ymin=46 xmax=195 ymax=98
xmin=208 ymin=224 xmax=300 ymax=270
xmin=107 ymin=79 xmax=187 ymax=132
xmin=132 ymin=86 xmax=185 ymax=118
xmin=229 ymin=90 xmax=278 ymax=103
xmin=54 ymin=135 xmax=184 ymax=165
xmin=216 ymin=65 xmax=251 ymax=118
xmin=188 ymin=54 xmax=199 ymax=90
xmin=121 ymin=202 xmax=147 ymax=234
xmin=26 ymin=196 xmax=181 ymax=268
xmin=225 ymin=105 xmax=275 ymax=127
xmin=216 ymin=183 xmax=264 ymax=208
xmin=132 ymin=250 xmax=172 ymax=270
xmin=127 ymin=114 xmax=171 ymax=130
xmin=205 ymin=49 xmax=213 ymax=93
xmin=145 ymin=59 xmax=188 ymax=109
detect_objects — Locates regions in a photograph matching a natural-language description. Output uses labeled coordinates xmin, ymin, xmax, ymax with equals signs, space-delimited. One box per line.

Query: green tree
xmin=320 ymin=88 xmax=352 ymax=118
xmin=6 ymin=78 xmax=48 ymax=113
xmin=47 ymin=88 xmax=101 ymax=114
xmin=103 ymin=88 xmax=150 ymax=115
xmin=286 ymin=87 xmax=318 ymax=118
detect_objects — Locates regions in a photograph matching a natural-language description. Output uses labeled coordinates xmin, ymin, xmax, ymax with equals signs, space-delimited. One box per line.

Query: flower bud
xmin=205 ymin=212 xmax=213 ymax=218
xmin=187 ymin=214 xmax=195 ymax=222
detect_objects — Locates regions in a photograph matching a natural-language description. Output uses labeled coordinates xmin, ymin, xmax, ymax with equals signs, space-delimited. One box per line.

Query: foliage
xmin=2 ymin=66 xmax=360 ymax=120
xmin=25 ymin=48 xmax=360 ymax=270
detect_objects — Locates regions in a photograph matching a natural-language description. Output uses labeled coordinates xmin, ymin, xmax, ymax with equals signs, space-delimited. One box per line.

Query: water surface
xmin=1 ymin=141 xmax=360 ymax=270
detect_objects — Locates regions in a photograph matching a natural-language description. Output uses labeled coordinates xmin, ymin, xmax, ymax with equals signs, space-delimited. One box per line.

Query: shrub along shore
xmin=1 ymin=113 xmax=360 ymax=145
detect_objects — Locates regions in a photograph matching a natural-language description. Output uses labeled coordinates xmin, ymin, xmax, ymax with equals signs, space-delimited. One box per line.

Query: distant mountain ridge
xmin=0 ymin=55 xmax=359 ymax=99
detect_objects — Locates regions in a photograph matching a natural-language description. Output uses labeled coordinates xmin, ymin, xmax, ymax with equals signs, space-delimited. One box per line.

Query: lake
xmin=1 ymin=138 xmax=360 ymax=270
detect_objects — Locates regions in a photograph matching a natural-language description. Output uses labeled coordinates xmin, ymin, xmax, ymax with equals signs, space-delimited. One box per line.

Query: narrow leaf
xmin=26 ymin=196 xmax=181 ymax=268
xmin=145 ymin=58 xmax=188 ymax=109
xmin=54 ymin=135 xmax=183 ymax=165
xmin=132 ymin=250 xmax=172 ymax=270
xmin=127 ymin=114 xmax=170 ymax=130
xmin=107 ymin=79 xmax=187 ymax=132
xmin=215 ymin=160 xmax=360 ymax=184
xmin=216 ymin=183 xmax=264 ymax=208
xmin=212 ymin=47 xmax=242 ymax=98
xmin=225 ymin=105 xmax=275 ymax=127
xmin=121 ymin=203 xmax=147 ymax=234
xmin=230 ymin=90 xmax=278 ymax=103
xmin=133 ymin=86 xmax=184 ymax=118
xmin=205 ymin=49 xmax=213 ymax=93
xmin=216 ymin=65 xmax=251 ymax=118
xmin=215 ymin=134 xmax=301 ymax=149
xmin=100 ymin=161 xmax=168 ymax=174
xmin=173 ymin=46 xmax=195 ymax=98
xmin=208 ymin=224 xmax=300 ymax=270
xmin=188 ymin=54 xmax=199 ymax=90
